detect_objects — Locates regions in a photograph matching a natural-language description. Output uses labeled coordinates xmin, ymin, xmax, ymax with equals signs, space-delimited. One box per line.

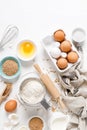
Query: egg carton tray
xmin=42 ymin=35 xmax=81 ymax=74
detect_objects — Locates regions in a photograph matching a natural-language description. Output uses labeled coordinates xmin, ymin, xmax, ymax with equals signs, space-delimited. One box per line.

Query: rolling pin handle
xmin=58 ymin=98 xmax=66 ymax=110
xmin=34 ymin=64 xmax=43 ymax=75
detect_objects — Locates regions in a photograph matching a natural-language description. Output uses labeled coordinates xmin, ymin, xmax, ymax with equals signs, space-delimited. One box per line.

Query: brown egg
xmin=67 ymin=51 xmax=78 ymax=63
xmin=57 ymin=57 xmax=68 ymax=69
xmin=60 ymin=40 xmax=71 ymax=53
xmin=5 ymin=100 xmax=17 ymax=112
xmin=54 ymin=30 xmax=65 ymax=42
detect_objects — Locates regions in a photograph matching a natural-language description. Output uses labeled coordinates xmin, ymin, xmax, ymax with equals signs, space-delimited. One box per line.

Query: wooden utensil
xmin=0 ymin=83 xmax=12 ymax=104
xmin=34 ymin=64 xmax=66 ymax=110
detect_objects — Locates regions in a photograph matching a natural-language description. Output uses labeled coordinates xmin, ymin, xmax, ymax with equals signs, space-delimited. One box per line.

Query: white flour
xmin=21 ymin=80 xmax=46 ymax=104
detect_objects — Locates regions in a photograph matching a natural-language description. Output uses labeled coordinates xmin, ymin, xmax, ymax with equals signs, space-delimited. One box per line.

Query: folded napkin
xmin=63 ymin=96 xmax=87 ymax=128
xmin=66 ymin=114 xmax=87 ymax=130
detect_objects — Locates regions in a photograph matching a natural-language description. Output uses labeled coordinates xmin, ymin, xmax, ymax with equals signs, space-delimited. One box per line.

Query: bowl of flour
xmin=18 ymin=74 xmax=46 ymax=107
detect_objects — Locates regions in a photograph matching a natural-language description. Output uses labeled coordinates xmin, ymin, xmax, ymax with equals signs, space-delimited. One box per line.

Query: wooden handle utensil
xmin=34 ymin=64 xmax=66 ymax=110
xmin=0 ymin=83 xmax=12 ymax=104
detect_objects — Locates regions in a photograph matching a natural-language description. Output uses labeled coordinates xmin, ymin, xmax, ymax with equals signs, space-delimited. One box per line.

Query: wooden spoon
xmin=0 ymin=83 xmax=12 ymax=104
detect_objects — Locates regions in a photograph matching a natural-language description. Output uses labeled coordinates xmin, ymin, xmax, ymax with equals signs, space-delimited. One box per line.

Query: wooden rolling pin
xmin=34 ymin=64 xmax=66 ymax=110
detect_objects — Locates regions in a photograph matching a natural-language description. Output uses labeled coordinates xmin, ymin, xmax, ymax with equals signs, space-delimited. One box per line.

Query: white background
xmin=0 ymin=0 xmax=87 ymax=130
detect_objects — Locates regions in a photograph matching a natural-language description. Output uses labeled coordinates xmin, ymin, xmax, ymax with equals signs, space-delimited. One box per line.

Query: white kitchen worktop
xmin=0 ymin=0 xmax=87 ymax=130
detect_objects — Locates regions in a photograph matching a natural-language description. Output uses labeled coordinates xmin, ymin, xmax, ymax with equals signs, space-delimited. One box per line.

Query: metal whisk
xmin=0 ymin=25 xmax=19 ymax=48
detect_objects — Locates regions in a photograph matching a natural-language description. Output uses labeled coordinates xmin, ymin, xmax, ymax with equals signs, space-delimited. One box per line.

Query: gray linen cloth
xmin=59 ymin=61 xmax=87 ymax=130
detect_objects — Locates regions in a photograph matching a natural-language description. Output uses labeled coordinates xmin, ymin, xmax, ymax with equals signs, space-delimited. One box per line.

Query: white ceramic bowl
xmin=72 ymin=28 xmax=86 ymax=47
xmin=49 ymin=112 xmax=69 ymax=130
xmin=17 ymin=40 xmax=37 ymax=62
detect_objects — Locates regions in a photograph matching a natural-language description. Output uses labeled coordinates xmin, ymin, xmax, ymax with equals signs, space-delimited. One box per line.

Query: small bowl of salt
xmin=72 ymin=28 xmax=86 ymax=47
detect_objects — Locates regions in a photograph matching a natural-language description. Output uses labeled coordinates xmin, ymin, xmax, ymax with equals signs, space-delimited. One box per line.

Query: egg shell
xmin=19 ymin=126 xmax=28 ymax=130
xmin=61 ymin=52 xmax=67 ymax=58
xmin=50 ymin=47 xmax=61 ymax=59
xmin=5 ymin=100 xmax=17 ymax=112
xmin=8 ymin=113 xmax=19 ymax=126
xmin=54 ymin=29 xmax=65 ymax=42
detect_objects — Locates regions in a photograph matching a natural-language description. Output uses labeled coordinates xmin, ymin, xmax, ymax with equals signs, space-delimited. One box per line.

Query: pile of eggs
xmin=50 ymin=29 xmax=79 ymax=70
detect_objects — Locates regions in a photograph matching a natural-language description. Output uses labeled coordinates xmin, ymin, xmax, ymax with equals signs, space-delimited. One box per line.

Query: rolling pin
xmin=34 ymin=64 xmax=66 ymax=110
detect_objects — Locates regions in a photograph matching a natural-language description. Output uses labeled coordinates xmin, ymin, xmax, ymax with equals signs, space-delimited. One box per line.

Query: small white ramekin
xmin=48 ymin=112 xmax=69 ymax=130
xmin=16 ymin=40 xmax=37 ymax=62
xmin=72 ymin=28 xmax=86 ymax=47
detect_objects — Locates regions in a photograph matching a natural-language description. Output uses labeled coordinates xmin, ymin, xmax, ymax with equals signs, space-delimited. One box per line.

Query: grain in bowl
xmin=2 ymin=59 xmax=18 ymax=76
xmin=28 ymin=116 xmax=45 ymax=130
xmin=0 ymin=56 xmax=21 ymax=83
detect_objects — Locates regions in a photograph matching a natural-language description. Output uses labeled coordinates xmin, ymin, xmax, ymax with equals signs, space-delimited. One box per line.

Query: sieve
xmin=18 ymin=72 xmax=50 ymax=110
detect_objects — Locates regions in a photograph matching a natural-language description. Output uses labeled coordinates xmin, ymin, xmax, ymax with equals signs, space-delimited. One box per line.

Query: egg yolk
xmin=23 ymin=42 xmax=33 ymax=53
xmin=19 ymin=41 xmax=35 ymax=58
